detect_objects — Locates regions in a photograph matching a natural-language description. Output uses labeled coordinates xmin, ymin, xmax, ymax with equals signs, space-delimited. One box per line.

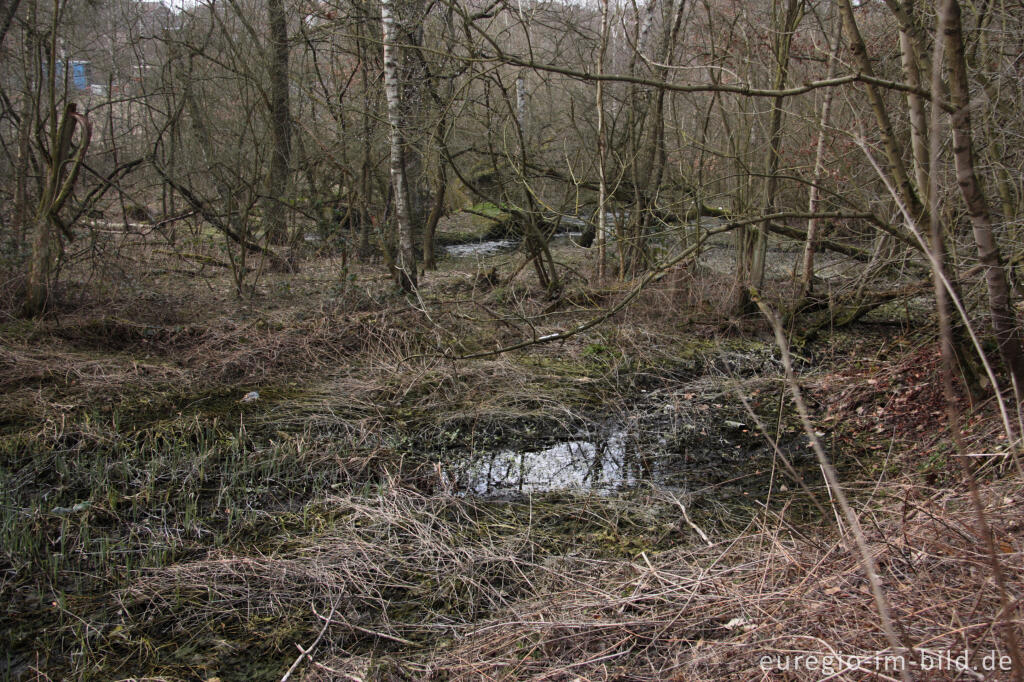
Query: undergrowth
xmin=2 ymin=240 xmax=1022 ymax=680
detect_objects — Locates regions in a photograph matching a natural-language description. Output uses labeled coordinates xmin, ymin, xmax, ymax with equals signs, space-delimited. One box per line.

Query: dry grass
xmin=3 ymin=233 xmax=1022 ymax=681
xmin=105 ymin=475 xmax=1024 ymax=681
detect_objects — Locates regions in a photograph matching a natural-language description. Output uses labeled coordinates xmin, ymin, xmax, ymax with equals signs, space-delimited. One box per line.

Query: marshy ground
xmin=2 ymin=229 xmax=1023 ymax=680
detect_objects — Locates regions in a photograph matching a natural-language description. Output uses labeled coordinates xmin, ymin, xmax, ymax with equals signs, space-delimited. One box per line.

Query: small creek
xmin=443 ymin=231 xmax=583 ymax=257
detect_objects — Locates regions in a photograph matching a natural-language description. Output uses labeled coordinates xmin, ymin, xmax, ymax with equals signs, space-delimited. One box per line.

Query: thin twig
xmin=280 ymin=600 xmax=338 ymax=682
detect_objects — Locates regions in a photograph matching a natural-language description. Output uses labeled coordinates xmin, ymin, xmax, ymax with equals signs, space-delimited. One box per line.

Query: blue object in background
xmin=71 ymin=61 xmax=89 ymax=90
xmin=54 ymin=60 xmax=91 ymax=90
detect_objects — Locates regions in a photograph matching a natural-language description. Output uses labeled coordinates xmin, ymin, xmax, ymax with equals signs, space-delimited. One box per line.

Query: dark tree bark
xmin=264 ymin=0 xmax=292 ymax=245
xmin=0 ymin=0 xmax=20 ymax=47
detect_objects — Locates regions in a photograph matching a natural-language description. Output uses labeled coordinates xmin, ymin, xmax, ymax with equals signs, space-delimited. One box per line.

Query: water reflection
xmin=456 ymin=430 xmax=639 ymax=494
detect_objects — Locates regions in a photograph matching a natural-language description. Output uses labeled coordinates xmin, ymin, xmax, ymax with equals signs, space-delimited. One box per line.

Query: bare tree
xmin=800 ymin=3 xmax=841 ymax=297
xmin=736 ymin=0 xmax=803 ymax=313
xmin=382 ymin=0 xmax=417 ymax=291
xmin=594 ymin=0 xmax=610 ymax=280
xmin=24 ymin=103 xmax=91 ymax=315
xmin=264 ymin=0 xmax=292 ymax=246
xmin=940 ymin=0 xmax=1024 ymax=396
xmin=22 ymin=0 xmax=92 ymax=316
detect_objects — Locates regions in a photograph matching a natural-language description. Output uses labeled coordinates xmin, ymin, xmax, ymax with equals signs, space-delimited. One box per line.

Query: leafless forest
xmin=2 ymin=0 xmax=1024 ymax=679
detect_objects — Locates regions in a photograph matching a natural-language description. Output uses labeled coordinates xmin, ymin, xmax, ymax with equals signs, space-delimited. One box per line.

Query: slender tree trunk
xmin=356 ymin=18 xmax=373 ymax=261
xmin=264 ymin=0 xmax=291 ymax=246
xmin=24 ymin=1 xmax=56 ymax=317
xmin=900 ymin=28 xmax=930 ymax=200
xmin=941 ymin=0 xmax=1024 ymax=395
xmin=622 ymin=0 xmax=683 ymax=279
xmin=12 ymin=61 xmax=33 ymax=256
xmin=422 ymin=163 xmax=445 ymax=270
xmin=738 ymin=0 xmax=800 ymax=312
xmin=929 ymin=0 xmax=959 ymax=419
xmin=25 ymin=207 xmax=53 ymax=316
xmin=508 ymin=58 xmax=559 ymax=293
xmin=381 ymin=0 xmax=417 ymax=291
xmin=882 ymin=0 xmax=934 ymax=81
xmin=801 ymin=7 xmax=841 ymax=296
xmin=837 ymin=0 xmax=924 ymax=221
xmin=595 ymin=0 xmax=610 ymax=280
xmin=515 ymin=72 xmax=527 ymax=132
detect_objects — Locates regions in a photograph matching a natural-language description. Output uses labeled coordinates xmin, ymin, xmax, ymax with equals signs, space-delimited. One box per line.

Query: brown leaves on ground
xmin=806 ymin=341 xmax=996 ymax=470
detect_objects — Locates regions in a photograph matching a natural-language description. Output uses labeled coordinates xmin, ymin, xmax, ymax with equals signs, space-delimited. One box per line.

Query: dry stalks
xmin=101 ymin=475 xmax=1024 ymax=681
xmin=5 ymin=236 xmax=1022 ymax=681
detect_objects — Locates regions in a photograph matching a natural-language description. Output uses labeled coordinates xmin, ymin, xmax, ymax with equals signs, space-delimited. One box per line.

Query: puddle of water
xmin=443 ymin=385 xmax=801 ymax=497
xmin=454 ymin=430 xmax=644 ymax=495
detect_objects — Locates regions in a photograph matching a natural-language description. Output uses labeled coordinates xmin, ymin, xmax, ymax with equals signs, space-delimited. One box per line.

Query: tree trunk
xmin=941 ymin=0 xmax=1024 ymax=395
xmin=622 ymin=0 xmax=684 ymax=279
xmin=595 ymin=0 xmax=610 ymax=280
xmin=801 ymin=6 xmax=841 ymax=296
xmin=356 ymin=17 xmax=374 ymax=261
xmin=882 ymin=0 xmax=934 ymax=82
xmin=515 ymin=72 xmax=527 ymax=133
xmin=900 ymin=27 xmax=930 ymax=201
xmin=12 ymin=60 xmax=32 ymax=257
xmin=837 ymin=0 xmax=923 ymax=221
xmin=421 ymin=163 xmax=445 ymax=270
xmin=24 ymin=100 xmax=90 ymax=317
xmin=505 ymin=47 xmax=559 ymax=293
xmin=738 ymin=0 xmax=801 ymax=312
xmin=264 ymin=0 xmax=291 ymax=246
xmin=382 ymin=0 xmax=417 ymax=291
xmin=25 ymin=212 xmax=53 ymax=316
xmin=929 ymin=0 xmax=960 ymax=421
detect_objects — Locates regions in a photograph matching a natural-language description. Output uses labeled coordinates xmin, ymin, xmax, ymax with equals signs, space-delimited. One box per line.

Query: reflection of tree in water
xmin=583 ymin=431 xmax=628 ymax=487
xmin=462 ymin=430 xmax=632 ymax=495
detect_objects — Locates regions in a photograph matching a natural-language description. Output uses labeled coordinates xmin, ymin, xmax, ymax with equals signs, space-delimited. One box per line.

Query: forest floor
xmin=2 ymin=230 xmax=1023 ymax=680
